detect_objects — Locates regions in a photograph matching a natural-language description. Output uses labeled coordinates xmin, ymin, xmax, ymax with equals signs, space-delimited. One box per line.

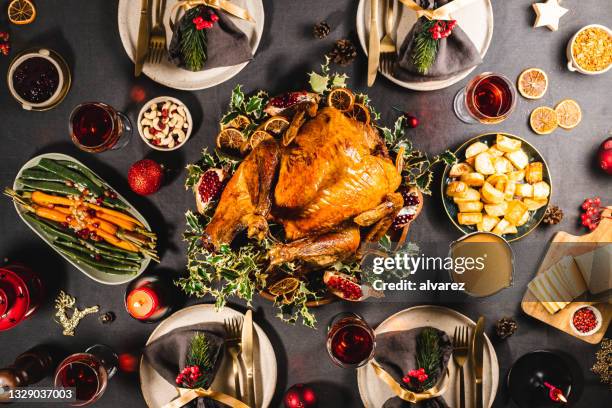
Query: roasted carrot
xmin=96 ymin=211 xmax=136 ymax=231
xmin=34 ymin=206 xmax=69 ymax=223
xmin=89 ymin=218 xmax=117 ymax=235
xmin=92 ymin=228 xmax=139 ymax=252
xmin=86 ymin=203 xmax=144 ymax=227
xmin=31 ymin=191 xmax=74 ymax=206
xmin=54 ymin=206 xmax=72 ymax=215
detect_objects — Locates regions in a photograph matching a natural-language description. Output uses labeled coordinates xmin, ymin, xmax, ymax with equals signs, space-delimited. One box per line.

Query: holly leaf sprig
xmin=308 ymin=56 xmax=348 ymax=95
xmin=220 ymin=85 xmax=269 ymax=130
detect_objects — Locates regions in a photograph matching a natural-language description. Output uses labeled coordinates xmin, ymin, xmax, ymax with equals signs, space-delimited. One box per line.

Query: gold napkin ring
xmin=371 ymin=361 xmax=450 ymax=403
xmin=162 ymin=387 xmax=251 ymax=408
xmin=399 ymin=0 xmax=479 ymax=21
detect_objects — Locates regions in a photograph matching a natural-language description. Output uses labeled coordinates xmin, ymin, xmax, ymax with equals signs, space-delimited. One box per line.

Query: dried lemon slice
xmin=267 ymin=277 xmax=300 ymax=303
xmin=262 ymin=116 xmax=290 ymax=135
xmin=349 ymin=103 xmax=371 ymax=124
xmin=8 ymin=0 xmax=36 ymax=25
xmin=221 ymin=114 xmax=251 ymax=131
xmin=554 ymin=99 xmax=582 ymax=129
xmin=244 ymin=130 xmax=273 ymax=153
xmin=327 ymin=88 xmax=354 ymax=112
xmin=530 ymin=106 xmax=558 ymax=135
xmin=216 ymin=128 xmax=245 ymax=151
xmin=517 ymin=68 xmax=548 ymax=99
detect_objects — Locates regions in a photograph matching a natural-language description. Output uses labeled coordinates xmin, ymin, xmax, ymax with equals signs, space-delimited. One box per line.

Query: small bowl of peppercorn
xmin=7 ymin=48 xmax=71 ymax=111
xmin=569 ymin=305 xmax=602 ymax=337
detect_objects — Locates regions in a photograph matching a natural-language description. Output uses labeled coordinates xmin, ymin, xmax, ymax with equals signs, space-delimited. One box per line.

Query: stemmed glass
xmin=54 ymin=344 xmax=118 ymax=406
xmin=326 ymin=312 xmax=375 ymax=368
xmin=453 ymin=72 xmax=517 ymax=124
xmin=69 ymin=102 xmax=132 ymax=152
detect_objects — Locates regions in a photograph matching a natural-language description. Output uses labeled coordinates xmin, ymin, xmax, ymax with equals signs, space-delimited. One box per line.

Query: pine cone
xmin=313 ymin=21 xmax=331 ymax=39
xmin=327 ymin=39 xmax=357 ymax=66
xmin=543 ymin=205 xmax=564 ymax=225
xmin=496 ymin=317 xmax=518 ymax=340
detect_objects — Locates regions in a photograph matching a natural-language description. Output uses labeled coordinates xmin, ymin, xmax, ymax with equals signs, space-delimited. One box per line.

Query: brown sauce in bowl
xmin=12 ymin=57 xmax=60 ymax=104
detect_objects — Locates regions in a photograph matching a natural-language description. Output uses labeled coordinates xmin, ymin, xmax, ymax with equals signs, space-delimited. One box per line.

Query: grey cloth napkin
xmin=375 ymin=327 xmax=452 ymax=408
xmin=169 ymin=7 xmax=253 ymax=71
xmin=143 ymin=323 xmax=227 ymax=408
xmin=393 ymin=0 xmax=482 ymax=81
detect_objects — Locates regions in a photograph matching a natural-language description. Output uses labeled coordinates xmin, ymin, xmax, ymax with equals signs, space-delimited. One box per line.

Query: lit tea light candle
xmin=544 ymin=381 xmax=568 ymax=403
xmin=126 ymin=286 xmax=159 ymax=320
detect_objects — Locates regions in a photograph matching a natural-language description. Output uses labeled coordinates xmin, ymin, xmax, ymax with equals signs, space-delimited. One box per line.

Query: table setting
xmin=0 ymin=1 xmax=611 ymax=408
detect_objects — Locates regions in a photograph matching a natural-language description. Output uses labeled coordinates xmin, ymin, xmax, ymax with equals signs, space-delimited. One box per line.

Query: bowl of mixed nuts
xmin=137 ymin=96 xmax=192 ymax=151
xmin=566 ymin=24 xmax=612 ymax=75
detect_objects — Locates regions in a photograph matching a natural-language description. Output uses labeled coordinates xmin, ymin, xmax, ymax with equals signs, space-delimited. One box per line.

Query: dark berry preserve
xmin=12 ymin=57 xmax=60 ymax=104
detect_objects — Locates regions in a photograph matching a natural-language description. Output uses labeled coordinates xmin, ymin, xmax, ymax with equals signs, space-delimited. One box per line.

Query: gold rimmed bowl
xmin=441 ymin=133 xmax=552 ymax=242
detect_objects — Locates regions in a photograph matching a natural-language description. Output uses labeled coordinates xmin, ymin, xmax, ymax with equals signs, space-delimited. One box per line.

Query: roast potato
xmin=465 ymin=141 xmax=488 ymax=158
xmin=458 ymin=212 xmax=483 ymax=225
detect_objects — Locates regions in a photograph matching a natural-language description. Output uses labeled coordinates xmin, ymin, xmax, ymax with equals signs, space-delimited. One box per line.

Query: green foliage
xmin=415 ymin=327 xmax=443 ymax=391
xmin=411 ymin=20 xmax=439 ymax=75
xmin=184 ymin=148 xmax=237 ymax=191
xmin=180 ymin=7 xmax=208 ymax=71
xmin=308 ymin=56 xmax=348 ymax=95
xmin=186 ymin=333 xmax=214 ymax=389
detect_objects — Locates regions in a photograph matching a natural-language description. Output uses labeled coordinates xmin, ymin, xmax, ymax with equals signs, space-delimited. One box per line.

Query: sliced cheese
xmin=528 ymin=278 xmax=560 ymax=314
xmin=545 ymin=267 xmax=574 ymax=302
xmin=541 ymin=272 xmax=572 ymax=305
xmin=533 ymin=275 xmax=569 ymax=311
xmin=573 ymin=244 xmax=612 ymax=295
xmin=554 ymin=256 xmax=587 ymax=298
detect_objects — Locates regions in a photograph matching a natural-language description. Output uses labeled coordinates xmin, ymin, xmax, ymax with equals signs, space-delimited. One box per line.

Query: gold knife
xmin=134 ymin=0 xmax=151 ymax=77
xmin=367 ymin=0 xmax=380 ymax=87
xmin=241 ymin=309 xmax=255 ymax=407
xmin=470 ymin=316 xmax=485 ymax=408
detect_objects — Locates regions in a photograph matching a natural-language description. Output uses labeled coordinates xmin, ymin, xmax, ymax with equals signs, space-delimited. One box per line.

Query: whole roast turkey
xmin=204 ymin=103 xmax=404 ymax=270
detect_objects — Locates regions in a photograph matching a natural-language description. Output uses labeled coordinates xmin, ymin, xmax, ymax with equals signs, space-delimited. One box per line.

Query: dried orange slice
xmin=216 ymin=128 xmax=245 ymax=151
xmin=221 ymin=114 xmax=251 ymax=131
xmin=517 ymin=68 xmax=548 ymax=99
xmin=262 ymin=116 xmax=290 ymax=135
xmin=530 ymin=106 xmax=558 ymax=135
xmin=554 ymin=99 xmax=582 ymax=129
xmin=8 ymin=0 xmax=36 ymax=25
xmin=249 ymin=130 xmax=273 ymax=148
xmin=327 ymin=88 xmax=354 ymax=112
xmin=349 ymin=103 xmax=370 ymax=125
xmin=267 ymin=277 xmax=300 ymax=303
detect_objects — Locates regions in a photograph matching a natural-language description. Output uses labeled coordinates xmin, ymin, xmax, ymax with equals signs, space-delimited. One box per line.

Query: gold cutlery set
xmin=223 ymin=309 xmax=256 ymax=407
xmin=368 ymin=0 xmax=398 ymax=86
xmin=135 ymin=0 xmax=168 ymax=76
xmin=452 ymin=317 xmax=486 ymax=408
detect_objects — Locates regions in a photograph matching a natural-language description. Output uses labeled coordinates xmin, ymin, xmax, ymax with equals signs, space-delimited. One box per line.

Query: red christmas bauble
xmin=128 ymin=159 xmax=164 ymax=195
xmin=405 ymin=114 xmax=419 ymax=128
xmin=284 ymin=384 xmax=317 ymax=408
xmin=597 ymin=137 xmax=612 ymax=175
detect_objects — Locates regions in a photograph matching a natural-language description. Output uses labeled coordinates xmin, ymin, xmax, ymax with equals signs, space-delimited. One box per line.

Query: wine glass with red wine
xmin=326 ymin=312 xmax=375 ymax=368
xmin=54 ymin=344 xmax=118 ymax=406
xmin=69 ymin=102 xmax=132 ymax=152
xmin=453 ymin=72 xmax=517 ymax=124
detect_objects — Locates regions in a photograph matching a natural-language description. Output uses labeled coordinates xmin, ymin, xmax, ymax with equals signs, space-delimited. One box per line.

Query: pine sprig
xmin=415 ymin=328 xmax=442 ymax=391
xmin=180 ymin=7 xmax=208 ymax=71
xmin=186 ymin=333 xmax=214 ymax=389
xmin=411 ymin=20 xmax=438 ymax=74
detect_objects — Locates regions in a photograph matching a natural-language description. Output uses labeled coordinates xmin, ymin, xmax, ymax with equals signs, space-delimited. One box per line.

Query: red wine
xmin=468 ymin=75 xmax=513 ymax=118
xmin=71 ymin=104 xmax=114 ymax=148
xmin=330 ymin=324 xmax=374 ymax=365
xmin=57 ymin=360 xmax=102 ymax=402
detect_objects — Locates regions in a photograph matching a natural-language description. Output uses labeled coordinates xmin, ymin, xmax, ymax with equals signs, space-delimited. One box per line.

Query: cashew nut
xmin=172 ymin=128 xmax=186 ymax=142
xmin=144 ymin=110 xmax=157 ymax=120
xmin=143 ymin=127 xmax=154 ymax=140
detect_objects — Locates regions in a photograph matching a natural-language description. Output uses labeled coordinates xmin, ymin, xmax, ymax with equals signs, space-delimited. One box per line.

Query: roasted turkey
xmin=204 ymin=106 xmax=403 ymax=269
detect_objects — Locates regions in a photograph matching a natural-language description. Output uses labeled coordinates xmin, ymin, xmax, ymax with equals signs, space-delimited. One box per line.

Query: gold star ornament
xmin=533 ymin=0 xmax=569 ymax=31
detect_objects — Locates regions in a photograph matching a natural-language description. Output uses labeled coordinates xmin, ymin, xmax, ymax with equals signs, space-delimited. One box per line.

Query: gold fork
xmin=379 ymin=0 xmax=397 ymax=75
xmin=224 ymin=317 xmax=243 ymax=400
xmin=452 ymin=325 xmax=469 ymax=408
xmin=147 ymin=0 xmax=167 ymax=64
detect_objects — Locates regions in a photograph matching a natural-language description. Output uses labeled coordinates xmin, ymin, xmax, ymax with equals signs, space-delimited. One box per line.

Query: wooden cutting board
xmin=521 ymin=208 xmax=612 ymax=344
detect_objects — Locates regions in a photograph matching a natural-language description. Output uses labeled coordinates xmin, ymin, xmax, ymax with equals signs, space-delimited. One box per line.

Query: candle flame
xmin=557 ymin=393 xmax=567 ymax=403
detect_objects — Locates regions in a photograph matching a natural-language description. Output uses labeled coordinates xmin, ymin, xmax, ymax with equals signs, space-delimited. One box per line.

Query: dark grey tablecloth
xmin=0 ymin=1 xmax=610 ymax=407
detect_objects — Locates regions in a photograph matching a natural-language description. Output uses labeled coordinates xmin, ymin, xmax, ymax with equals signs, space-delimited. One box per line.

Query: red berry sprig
xmin=0 ymin=31 xmax=10 ymax=56
xmin=193 ymin=9 xmax=219 ymax=30
xmin=580 ymin=197 xmax=610 ymax=231
xmin=175 ymin=365 xmax=202 ymax=389
xmin=428 ymin=20 xmax=457 ymax=40
xmin=402 ymin=367 xmax=429 ymax=385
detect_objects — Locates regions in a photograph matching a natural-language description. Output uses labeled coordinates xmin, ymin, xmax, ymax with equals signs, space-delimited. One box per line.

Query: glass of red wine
xmin=453 ymin=72 xmax=517 ymax=124
xmin=326 ymin=312 xmax=375 ymax=368
xmin=54 ymin=344 xmax=118 ymax=406
xmin=69 ymin=102 xmax=132 ymax=152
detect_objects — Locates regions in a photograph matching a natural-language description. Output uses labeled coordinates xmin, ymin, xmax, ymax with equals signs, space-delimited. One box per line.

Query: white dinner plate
xmin=357 ymin=305 xmax=499 ymax=407
xmin=118 ymin=0 xmax=264 ymax=90
xmin=12 ymin=153 xmax=152 ymax=285
xmin=139 ymin=304 xmax=277 ymax=408
xmin=356 ymin=0 xmax=493 ymax=91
